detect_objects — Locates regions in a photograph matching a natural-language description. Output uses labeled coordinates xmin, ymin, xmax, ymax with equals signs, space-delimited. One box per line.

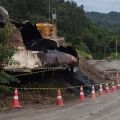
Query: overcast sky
xmin=74 ymin=0 xmax=120 ymax=13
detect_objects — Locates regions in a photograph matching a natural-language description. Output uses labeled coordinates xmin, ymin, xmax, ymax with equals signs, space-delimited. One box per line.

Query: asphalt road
xmin=1 ymin=91 xmax=120 ymax=120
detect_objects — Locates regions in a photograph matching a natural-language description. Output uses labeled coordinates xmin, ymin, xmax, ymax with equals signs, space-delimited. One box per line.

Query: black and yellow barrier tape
xmin=13 ymin=66 xmax=68 ymax=77
xmin=0 ymin=80 xmax=119 ymax=90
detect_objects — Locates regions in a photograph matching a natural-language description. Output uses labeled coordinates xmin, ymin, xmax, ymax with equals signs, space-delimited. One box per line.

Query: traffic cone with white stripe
xmin=79 ymin=86 xmax=85 ymax=101
xmin=56 ymin=89 xmax=64 ymax=106
xmin=105 ymin=83 xmax=110 ymax=94
xmin=111 ymin=82 xmax=116 ymax=92
xmin=117 ymin=72 xmax=119 ymax=78
xmin=12 ymin=88 xmax=21 ymax=108
xmin=117 ymin=81 xmax=120 ymax=90
xmin=91 ymin=86 xmax=96 ymax=99
xmin=99 ymin=84 xmax=103 ymax=96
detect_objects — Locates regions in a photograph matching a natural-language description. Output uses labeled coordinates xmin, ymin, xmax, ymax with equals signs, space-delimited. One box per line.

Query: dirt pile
xmin=79 ymin=59 xmax=111 ymax=83
xmin=6 ymin=25 xmax=25 ymax=49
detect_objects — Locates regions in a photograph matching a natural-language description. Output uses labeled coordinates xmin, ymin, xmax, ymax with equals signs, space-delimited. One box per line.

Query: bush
xmin=0 ymin=23 xmax=18 ymax=85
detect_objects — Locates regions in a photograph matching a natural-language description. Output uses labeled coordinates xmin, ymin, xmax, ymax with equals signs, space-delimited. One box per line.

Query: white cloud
xmin=74 ymin=0 xmax=120 ymax=13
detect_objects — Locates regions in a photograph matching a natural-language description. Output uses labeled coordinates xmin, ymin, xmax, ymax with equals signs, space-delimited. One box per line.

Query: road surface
xmin=1 ymin=91 xmax=120 ymax=120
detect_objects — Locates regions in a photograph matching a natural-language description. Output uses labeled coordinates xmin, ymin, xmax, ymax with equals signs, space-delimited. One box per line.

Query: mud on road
xmin=1 ymin=91 xmax=120 ymax=120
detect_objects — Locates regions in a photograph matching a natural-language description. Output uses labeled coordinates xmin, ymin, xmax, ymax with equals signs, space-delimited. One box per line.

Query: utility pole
xmin=49 ymin=0 xmax=51 ymax=23
xmin=104 ymin=46 xmax=105 ymax=59
xmin=52 ymin=8 xmax=57 ymax=25
xmin=116 ymin=36 xmax=118 ymax=59
xmin=103 ymin=38 xmax=109 ymax=59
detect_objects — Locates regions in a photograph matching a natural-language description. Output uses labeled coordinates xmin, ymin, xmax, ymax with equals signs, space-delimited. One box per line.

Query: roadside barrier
xmin=99 ymin=84 xmax=103 ymax=96
xmin=79 ymin=86 xmax=85 ymax=101
xmin=105 ymin=83 xmax=110 ymax=94
xmin=8 ymin=66 xmax=69 ymax=77
xmin=56 ymin=89 xmax=64 ymax=106
xmin=0 ymin=80 xmax=120 ymax=108
xmin=111 ymin=82 xmax=116 ymax=92
xmin=117 ymin=81 xmax=120 ymax=90
xmin=12 ymin=88 xmax=21 ymax=108
xmin=117 ymin=71 xmax=119 ymax=78
xmin=91 ymin=86 xmax=96 ymax=99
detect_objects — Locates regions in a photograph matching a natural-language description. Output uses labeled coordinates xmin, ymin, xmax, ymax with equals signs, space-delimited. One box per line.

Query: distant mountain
xmin=86 ymin=11 xmax=120 ymax=33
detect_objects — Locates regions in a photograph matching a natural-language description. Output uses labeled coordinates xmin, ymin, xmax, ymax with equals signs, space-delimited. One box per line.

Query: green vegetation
xmin=0 ymin=0 xmax=119 ymax=59
xmin=86 ymin=11 xmax=120 ymax=33
xmin=87 ymin=11 xmax=120 ymax=59
xmin=0 ymin=23 xmax=17 ymax=85
xmin=0 ymin=24 xmax=13 ymax=64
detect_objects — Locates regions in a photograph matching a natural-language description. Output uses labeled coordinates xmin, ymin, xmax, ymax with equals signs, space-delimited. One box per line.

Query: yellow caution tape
xmin=0 ymin=80 xmax=119 ymax=90
xmin=13 ymin=66 xmax=68 ymax=77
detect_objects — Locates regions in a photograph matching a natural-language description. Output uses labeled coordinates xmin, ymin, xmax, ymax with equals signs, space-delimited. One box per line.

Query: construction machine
xmin=36 ymin=8 xmax=64 ymax=47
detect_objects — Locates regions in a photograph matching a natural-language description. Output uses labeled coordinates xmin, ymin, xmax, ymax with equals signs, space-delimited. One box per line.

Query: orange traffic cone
xmin=12 ymin=88 xmax=21 ymax=108
xmin=117 ymin=72 xmax=119 ymax=78
xmin=91 ymin=86 xmax=96 ymax=99
xmin=111 ymin=82 xmax=116 ymax=92
xmin=105 ymin=83 xmax=110 ymax=94
xmin=79 ymin=86 xmax=85 ymax=101
xmin=117 ymin=81 xmax=120 ymax=90
xmin=56 ymin=89 xmax=64 ymax=106
xmin=99 ymin=84 xmax=103 ymax=96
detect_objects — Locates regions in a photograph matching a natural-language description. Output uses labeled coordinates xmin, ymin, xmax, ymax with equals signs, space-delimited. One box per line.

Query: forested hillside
xmin=87 ymin=11 xmax=120 ymax=34
xmin=0 ymin=0 xmax=118 ymax=59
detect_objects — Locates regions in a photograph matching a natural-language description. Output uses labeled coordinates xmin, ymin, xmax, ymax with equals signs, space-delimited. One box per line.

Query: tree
xmin=0 ymin=0 xmax=117 ymax=59
xmin=0 ymin=23 xmax=17 ymax=85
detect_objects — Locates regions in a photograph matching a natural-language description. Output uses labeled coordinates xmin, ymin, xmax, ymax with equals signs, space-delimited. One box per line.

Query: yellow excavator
xmin=36 ymin=8 xmax=64 ymax=47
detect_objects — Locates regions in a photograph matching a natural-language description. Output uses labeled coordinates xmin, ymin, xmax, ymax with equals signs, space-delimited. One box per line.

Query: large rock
xmin=4 ymin=50 xmax=77 ymax=70
xmin=6 ymin=24 xmax=25 ymax=49
xmin=0 ymin=6 xmax=9 ymax=26
xmin=0 ymin=6 xmax=25 ymax=49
